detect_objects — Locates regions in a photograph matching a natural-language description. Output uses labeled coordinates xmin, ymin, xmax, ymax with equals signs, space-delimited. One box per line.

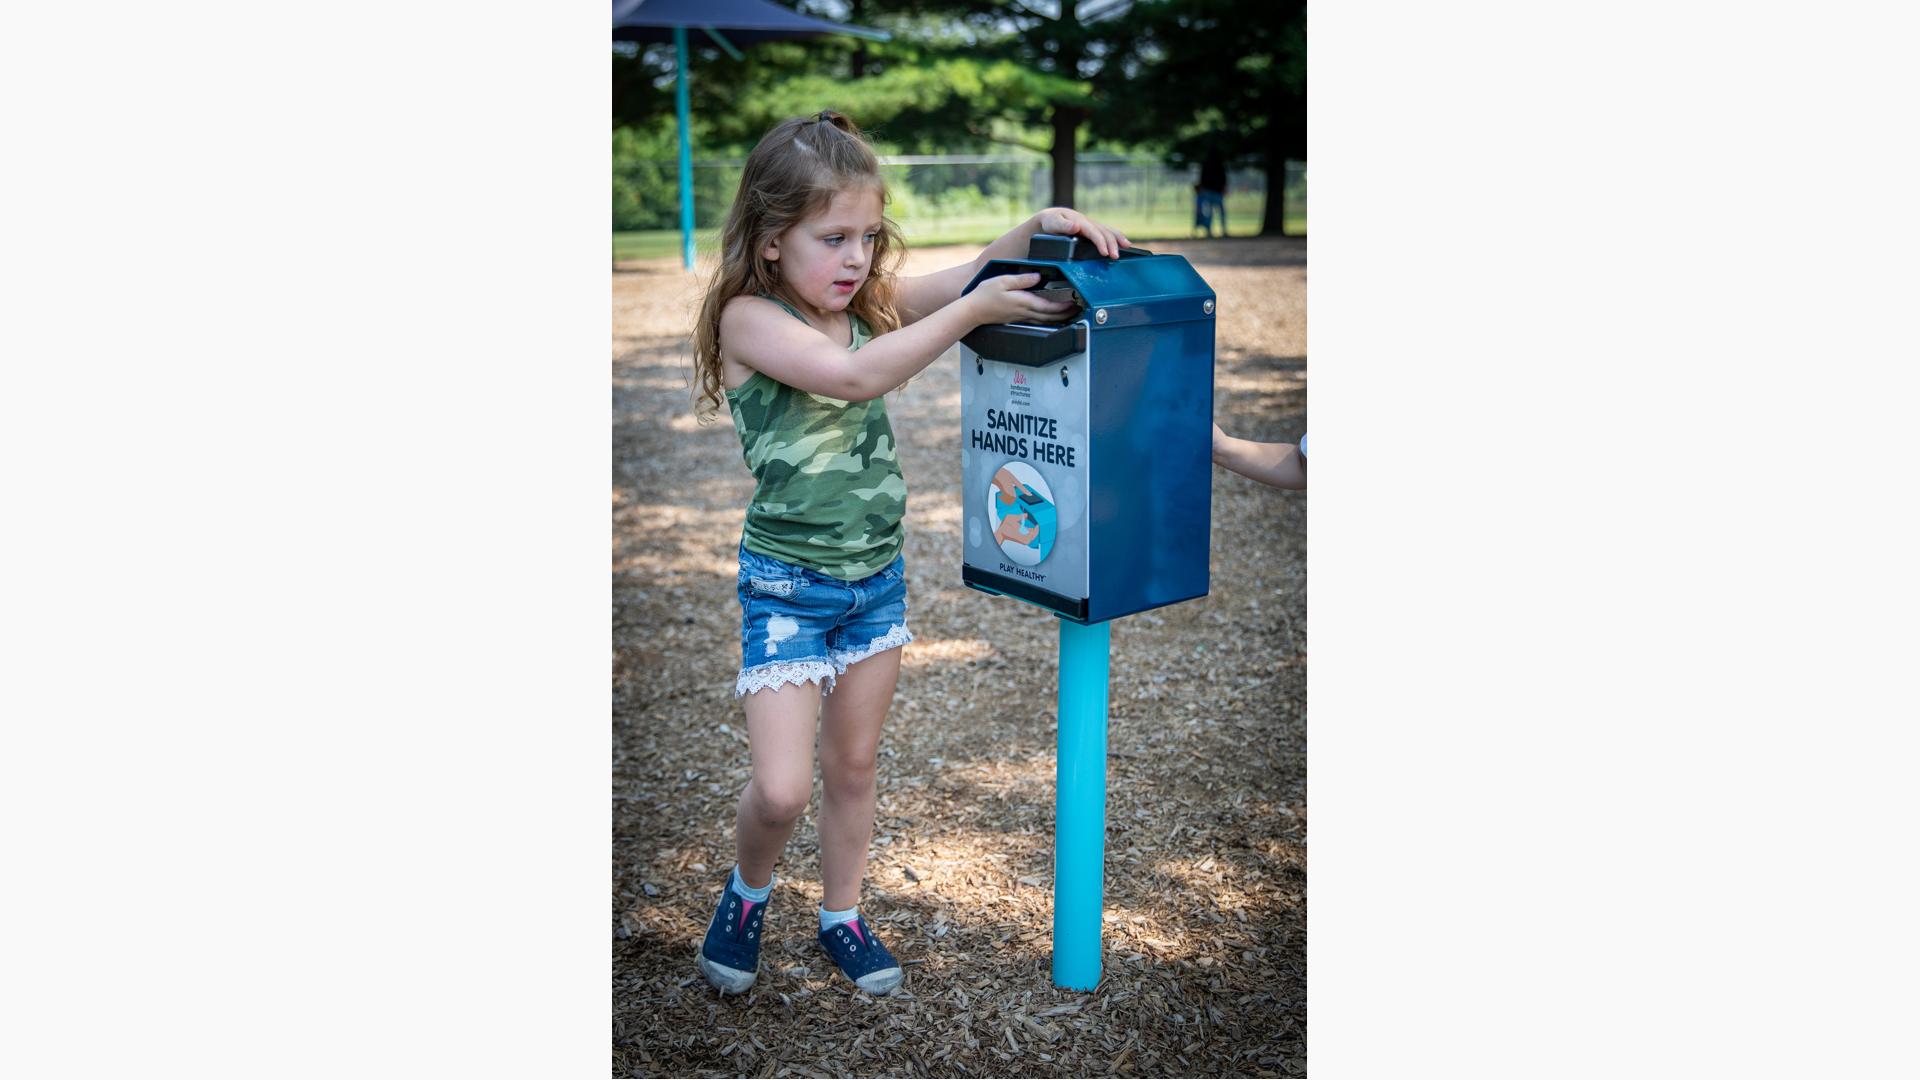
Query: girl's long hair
xmin=692 ymin=110 xmax=905 ymax=422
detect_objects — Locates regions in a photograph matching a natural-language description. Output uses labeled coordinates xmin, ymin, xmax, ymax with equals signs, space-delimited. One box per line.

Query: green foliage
xmin=611 ymin=3 xmax=1096 ymax=156
xmin=1084 ymin=0 xmax=1306 ymax=232
xmin=889 ymin=159 xmax=1033 ymax=225
xmin=613 ymin=121 xmax=745 ymax=231
xmin=611 ymin=122 xmax=676 ymax=231
xmin=611 ymin=44 xmax=672 ymax=132
xmin=609 ymin=1 xmax=1306 ymax=232
xmin=714 ymin=57 xmax=1084 ymax=150
xmin=1091 ymin=0 xmax=1307 ymax=167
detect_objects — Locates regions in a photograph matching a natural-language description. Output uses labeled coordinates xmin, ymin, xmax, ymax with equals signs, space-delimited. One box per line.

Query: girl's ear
xmin=761 ymin=236 xmax=780 ymax=262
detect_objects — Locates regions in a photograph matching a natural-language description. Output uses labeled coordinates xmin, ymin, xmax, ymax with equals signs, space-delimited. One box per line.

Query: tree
xmin=1091 ymin=0 xmax=1306 ymax=234
xmin=612 ymin=17 xmax=1082 ymax=156
xmin=610 ymin=1 xmax=1305 ymax=226
xmin=788 ymin=0 xmax=1117 ymax=207
xmin=629 ymin=0 xmax=1121 ymax=208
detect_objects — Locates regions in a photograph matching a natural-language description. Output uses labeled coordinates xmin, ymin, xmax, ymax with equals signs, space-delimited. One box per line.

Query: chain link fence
xmin=614 ymin=153 xmax=1306 ymax=248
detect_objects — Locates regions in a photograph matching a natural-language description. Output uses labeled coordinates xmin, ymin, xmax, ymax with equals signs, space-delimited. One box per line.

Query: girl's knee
xmin=820 ymin=754 xmax=877 ymax=798
xmin=749 ymin=778 xmax=812 ymax=824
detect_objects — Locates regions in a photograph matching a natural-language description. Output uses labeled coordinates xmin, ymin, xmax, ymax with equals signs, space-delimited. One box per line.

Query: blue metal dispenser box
xmin=958 ymin=235 xmax=1215 ymax=624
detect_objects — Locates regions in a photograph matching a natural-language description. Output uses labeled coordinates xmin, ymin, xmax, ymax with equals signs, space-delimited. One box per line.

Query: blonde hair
xmin=691 ymin=110 xmax=905 ymax=422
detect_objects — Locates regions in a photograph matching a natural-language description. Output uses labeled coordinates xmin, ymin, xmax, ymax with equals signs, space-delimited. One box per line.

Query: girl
xmin=688 ymin=110 xmax=1130 ymax=996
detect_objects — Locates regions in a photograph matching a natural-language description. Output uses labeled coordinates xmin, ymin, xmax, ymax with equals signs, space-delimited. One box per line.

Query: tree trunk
xmin=849 ymin=0 xmax=867 ymax=79
xmin=1047 ymin=0 xmax=1082 ymax=209
xmin=1262 ymin=163 xmax=1288 ymax=236
xmin=1050 ymin=106 xmax=1083 ymax=209
xmin=1259 ymin=107 xmax=1290 ymax=236
xmin=1260 ymin=66 xmax=1306 ymax=235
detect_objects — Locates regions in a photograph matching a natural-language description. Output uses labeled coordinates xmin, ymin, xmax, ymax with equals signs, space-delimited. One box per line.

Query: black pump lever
xmin=1025 ymin=233 xmax=1154 ymax=261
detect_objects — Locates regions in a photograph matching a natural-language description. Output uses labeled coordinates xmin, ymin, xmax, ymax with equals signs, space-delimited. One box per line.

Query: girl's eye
xmin=864 ymin=233 xmax=878 ymax=243
xmin=825 ymin=235 xmax=843 ymax=246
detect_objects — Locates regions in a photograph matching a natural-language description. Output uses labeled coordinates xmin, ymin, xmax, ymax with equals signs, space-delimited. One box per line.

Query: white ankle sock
xmin=819 ymin=903 xmax=859 ymax=931
xmin=730 ymin=865 xmax=773 ymax=902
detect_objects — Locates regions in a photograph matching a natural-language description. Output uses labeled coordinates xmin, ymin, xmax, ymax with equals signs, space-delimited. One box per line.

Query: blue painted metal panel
xmin=1087 ymin=321 xmax=1214 ymax=622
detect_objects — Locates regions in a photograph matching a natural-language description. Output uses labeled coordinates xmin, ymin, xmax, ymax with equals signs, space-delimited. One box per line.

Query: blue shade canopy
xmin=613 ymin=0 xmax=890 ymax=45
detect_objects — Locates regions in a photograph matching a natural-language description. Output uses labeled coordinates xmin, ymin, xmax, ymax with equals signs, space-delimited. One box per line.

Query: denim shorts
xmin=735 ymin=544 xmax=913 ymax=697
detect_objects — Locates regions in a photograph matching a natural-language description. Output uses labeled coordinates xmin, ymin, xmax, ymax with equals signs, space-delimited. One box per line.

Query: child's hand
xmin=994 ymin=512 xmax=1040 ymax=545
xmin=965 ymin=272 xmax=1078 ymax=327
xmin=1035 ymin=208 xmax=1131 ymax=259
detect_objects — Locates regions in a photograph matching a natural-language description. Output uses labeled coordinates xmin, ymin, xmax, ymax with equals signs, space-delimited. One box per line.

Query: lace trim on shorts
xmin=830 ymin=624 xmax=913 ymax=673
xmin=735 ymin=659 xmax=838 ymax=698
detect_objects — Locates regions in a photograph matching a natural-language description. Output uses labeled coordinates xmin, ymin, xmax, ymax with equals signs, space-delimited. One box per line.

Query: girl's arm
xmin=895 ymin=208 xmax=1132 ymax=325
xmin=720 ymin=274 xmax=1076 ymax=403
xmin=1213 ymin=423 xmax=1306 ymax=490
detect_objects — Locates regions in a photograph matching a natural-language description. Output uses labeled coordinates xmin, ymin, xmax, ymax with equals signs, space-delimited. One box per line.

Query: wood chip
xmin=613 ymin=238 xmax=1307 ymax=1079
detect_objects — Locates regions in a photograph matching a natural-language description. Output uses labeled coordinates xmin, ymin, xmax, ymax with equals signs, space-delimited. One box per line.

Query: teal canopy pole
xmin=673 ymin=25 xmax=695 ymax=271
xmin=1053 ymin=617 xmax=1111 ymax=990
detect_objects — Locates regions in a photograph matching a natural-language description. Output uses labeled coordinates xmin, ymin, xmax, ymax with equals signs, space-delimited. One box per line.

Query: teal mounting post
xmin=1053 ymin=617 xmax=1112 ymax=990
xmin=673 ymin=26 xmax=695 ymax=271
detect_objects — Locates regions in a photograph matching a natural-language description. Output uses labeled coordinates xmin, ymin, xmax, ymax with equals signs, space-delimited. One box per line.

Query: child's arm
xmin=895 ymin=208 xmax=1132 ymax=325
xmin=1213 ymin=423 xmax=1306 ymax=490
xmin=720 ymin=274 xmax=1075 ymax=402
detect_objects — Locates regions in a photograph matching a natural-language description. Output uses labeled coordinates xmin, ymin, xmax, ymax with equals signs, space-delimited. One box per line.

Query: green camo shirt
xmin=725 ymin=297 xmax=906 ymax=580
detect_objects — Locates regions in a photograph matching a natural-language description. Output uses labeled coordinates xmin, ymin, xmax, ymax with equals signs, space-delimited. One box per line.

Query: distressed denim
xmin=734 ymin=544 xmax=912 ymax=697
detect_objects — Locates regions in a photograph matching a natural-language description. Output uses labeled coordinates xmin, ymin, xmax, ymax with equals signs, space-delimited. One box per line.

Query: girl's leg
xmin=816 ymin=646 xmax=903 ymax=910
xmin=734 ymin=681 xmax=822 ymax=888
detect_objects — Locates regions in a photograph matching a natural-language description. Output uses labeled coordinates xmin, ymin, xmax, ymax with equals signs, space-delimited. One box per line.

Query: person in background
xmin=1194 ymin=149 xmax=1229 ymax=238
xmin=1213 ymin=423 xmax=1306 ymax=489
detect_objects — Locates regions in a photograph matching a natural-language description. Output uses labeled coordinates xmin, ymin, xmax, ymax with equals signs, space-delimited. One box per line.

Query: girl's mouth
xmin=832 ymin=279 xmax=858 ymax=294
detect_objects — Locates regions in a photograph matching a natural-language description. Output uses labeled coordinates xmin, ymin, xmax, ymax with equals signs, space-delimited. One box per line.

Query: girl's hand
xmin=1035 ymin=207 xmax=1131 ymax=259
xmin=965 ymin=272 xmax=1078 ymax=327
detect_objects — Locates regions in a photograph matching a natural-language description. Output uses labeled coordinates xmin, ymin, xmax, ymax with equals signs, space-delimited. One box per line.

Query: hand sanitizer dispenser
xmin=959 ymin=234 xmax=1216 ymax=623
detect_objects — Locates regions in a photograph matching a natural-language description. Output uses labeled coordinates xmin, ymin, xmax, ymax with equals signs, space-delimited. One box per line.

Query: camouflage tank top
xmin=725 ymin=296 xmax=906 ymax=580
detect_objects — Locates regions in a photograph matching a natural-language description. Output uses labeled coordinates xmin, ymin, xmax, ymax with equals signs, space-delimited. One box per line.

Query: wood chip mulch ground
xmin=614 ymin=236 xmax=1306 ymax=1078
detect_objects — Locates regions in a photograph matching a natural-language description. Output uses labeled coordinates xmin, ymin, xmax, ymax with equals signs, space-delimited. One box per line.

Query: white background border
xmin=3 ymin=2 xmax=1917 ymax=1076
xmin=3 ymin=3 xmax=607 ymax=1075
xmin=1311 ymin=2 xmax=1920 ymax=1075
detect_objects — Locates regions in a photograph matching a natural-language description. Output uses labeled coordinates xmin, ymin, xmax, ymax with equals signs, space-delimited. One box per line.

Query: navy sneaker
xmin=818 ymin=915 xmax=903 ymax=995
xmin=697 ymin=873 xmax=769 ymax=994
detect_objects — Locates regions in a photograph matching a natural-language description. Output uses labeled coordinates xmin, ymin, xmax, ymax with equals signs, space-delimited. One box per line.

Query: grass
xmin=614 ymin=229 xmax=721 ymax=262
xmin=613 ymin=211 xmax=1306 ymax=262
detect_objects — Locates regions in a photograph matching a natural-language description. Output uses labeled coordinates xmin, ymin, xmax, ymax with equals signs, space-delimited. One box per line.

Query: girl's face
xmin=763 ymin=186 xmax=884 ymax=319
